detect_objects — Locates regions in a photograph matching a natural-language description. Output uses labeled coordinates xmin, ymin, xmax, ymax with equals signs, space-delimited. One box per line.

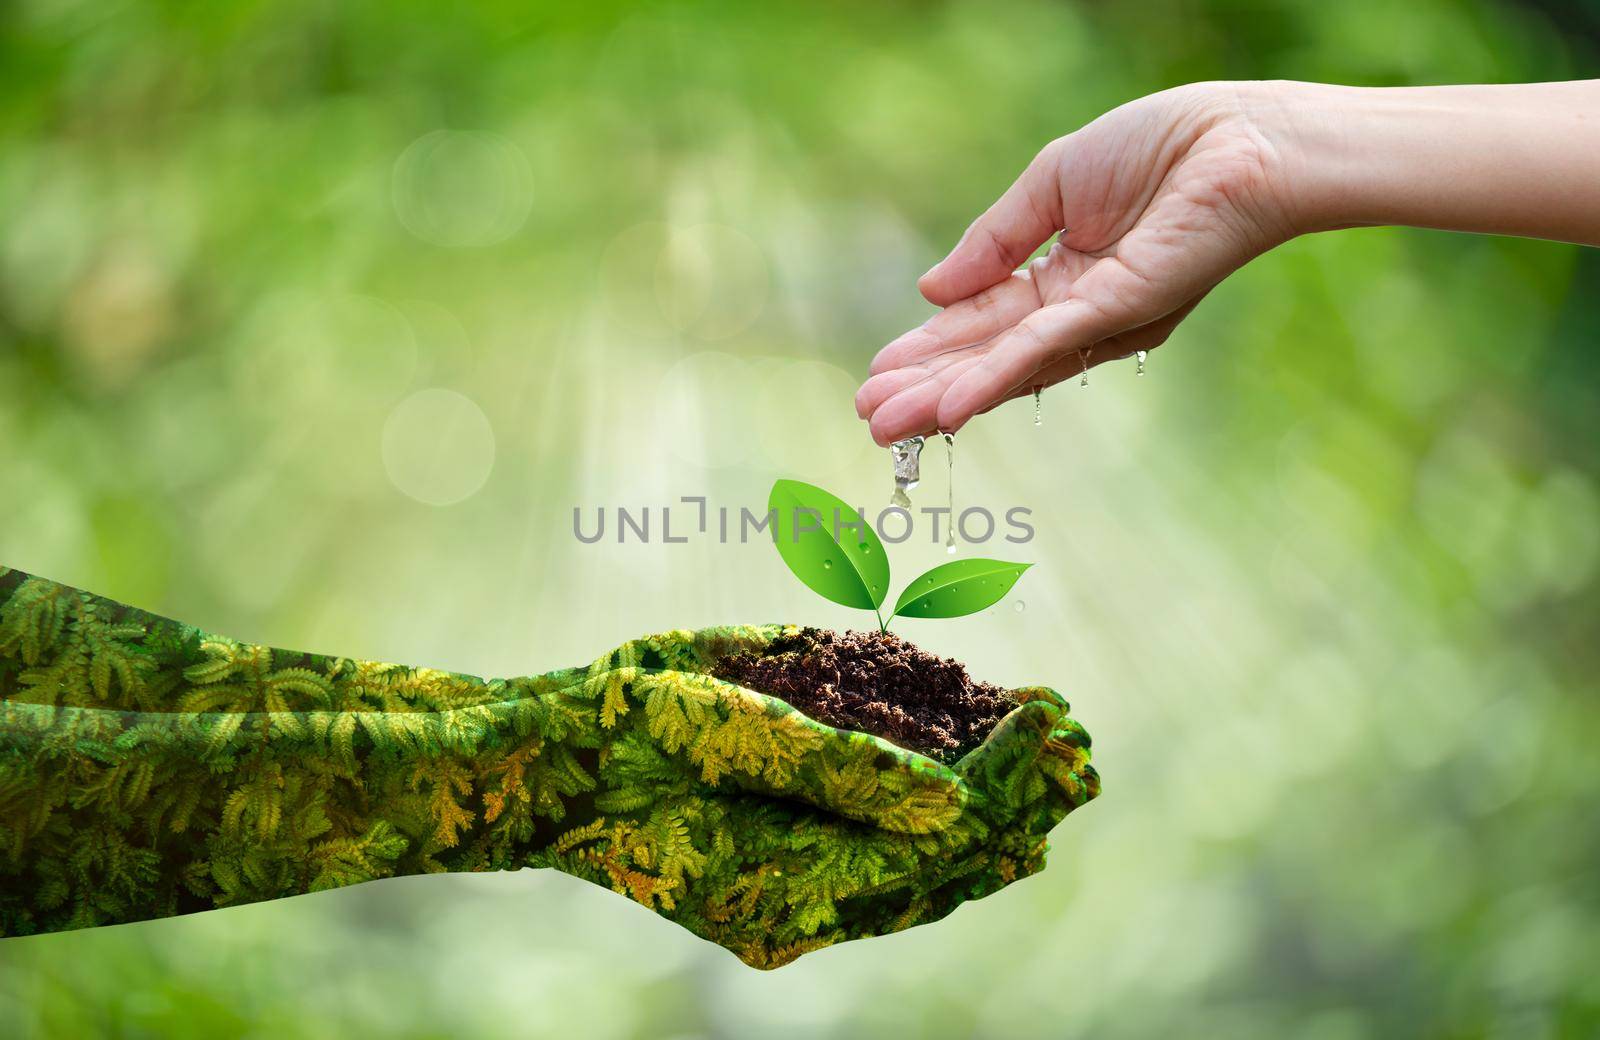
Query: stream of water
xmin=942 ymin=432 xmax=956 ymax=553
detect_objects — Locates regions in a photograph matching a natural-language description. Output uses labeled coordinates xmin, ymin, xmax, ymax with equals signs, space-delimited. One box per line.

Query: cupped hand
xmin=857 ymin=82 xmax=1305 ymax=445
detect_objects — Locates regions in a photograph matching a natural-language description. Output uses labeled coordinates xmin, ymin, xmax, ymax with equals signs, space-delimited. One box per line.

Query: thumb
xmin=917 ymin=138 xmax=1067 ymax=307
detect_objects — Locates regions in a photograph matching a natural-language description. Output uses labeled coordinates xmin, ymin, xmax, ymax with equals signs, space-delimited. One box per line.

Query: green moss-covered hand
xmin=0 ymin=566 xmax=1098 ymax=968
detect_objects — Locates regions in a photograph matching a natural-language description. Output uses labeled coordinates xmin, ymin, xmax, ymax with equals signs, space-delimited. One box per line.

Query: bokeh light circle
xmin=381 ymin=388 xmax=497 ymax=505
xmin=391 ymin=130 xmax=534 ymax=247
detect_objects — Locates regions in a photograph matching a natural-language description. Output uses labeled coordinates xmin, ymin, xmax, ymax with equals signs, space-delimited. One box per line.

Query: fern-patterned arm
xmin=0 ymin=566 xmax=1098 ymax=969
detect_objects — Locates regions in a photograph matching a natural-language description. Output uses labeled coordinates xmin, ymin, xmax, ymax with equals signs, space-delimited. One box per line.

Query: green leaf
xmin=892 ymin=558 xmax=1031 ymax=619
xmin=768 ymin=480 xmax=889 ymax=610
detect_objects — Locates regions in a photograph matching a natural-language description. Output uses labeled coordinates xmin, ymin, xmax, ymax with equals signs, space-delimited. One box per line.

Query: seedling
xmin=768 ymin=479 xmax=1030 ymax=634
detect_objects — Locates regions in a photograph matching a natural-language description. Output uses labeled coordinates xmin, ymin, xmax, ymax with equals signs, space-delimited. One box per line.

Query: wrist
xmin=1229 ymin=80 xmax=1378 ymax=237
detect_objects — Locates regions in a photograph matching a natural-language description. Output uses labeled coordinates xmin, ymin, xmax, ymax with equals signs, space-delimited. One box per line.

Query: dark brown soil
xmin=712 ymin=628 xmax=1015 ymax=762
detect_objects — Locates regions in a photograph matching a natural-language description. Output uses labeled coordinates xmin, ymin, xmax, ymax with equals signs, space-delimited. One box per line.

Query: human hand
xmin=856 ymin=81 xmax=1305 ymax=444
xmin=857 ymin=77 xmax=1600 ymax=444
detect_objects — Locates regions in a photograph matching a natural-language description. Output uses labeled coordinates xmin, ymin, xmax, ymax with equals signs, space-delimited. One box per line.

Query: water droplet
xmin=1013 ymin=600 xmax=1026 ymax=613
xmin=1032 ymin=385 xmax=1042 ymax=427
xmin=1077 ymin=347 xmax=1090 ymax=388
xmin=922 ymin=599 xmax=932 ymax=610
xmin=889 ymin=436 xmax=924 ymax=507
xmin=822 ymin=559 xmax=833 ymax=569
xmin=858 ymin=542 xmax=871 ymax=553
xmin=1135 ymin=349 xmax=1147 ymax=376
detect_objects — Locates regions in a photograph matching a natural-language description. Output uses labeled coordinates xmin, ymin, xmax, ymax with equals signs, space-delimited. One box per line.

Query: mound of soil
xmin=712 ymin=628 xmax=1015 ymax=762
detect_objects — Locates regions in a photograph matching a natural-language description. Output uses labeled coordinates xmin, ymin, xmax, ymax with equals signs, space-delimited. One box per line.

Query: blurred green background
xmin=3 ymin=0 xmax=1599 ymax=1036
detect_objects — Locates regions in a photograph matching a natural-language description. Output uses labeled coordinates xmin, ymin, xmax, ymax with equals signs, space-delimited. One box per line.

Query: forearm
xmin=0 ymin=567 xmax=1097 ymax=966
xmin=1258 ymin=80 xmax=1600 ymax=246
